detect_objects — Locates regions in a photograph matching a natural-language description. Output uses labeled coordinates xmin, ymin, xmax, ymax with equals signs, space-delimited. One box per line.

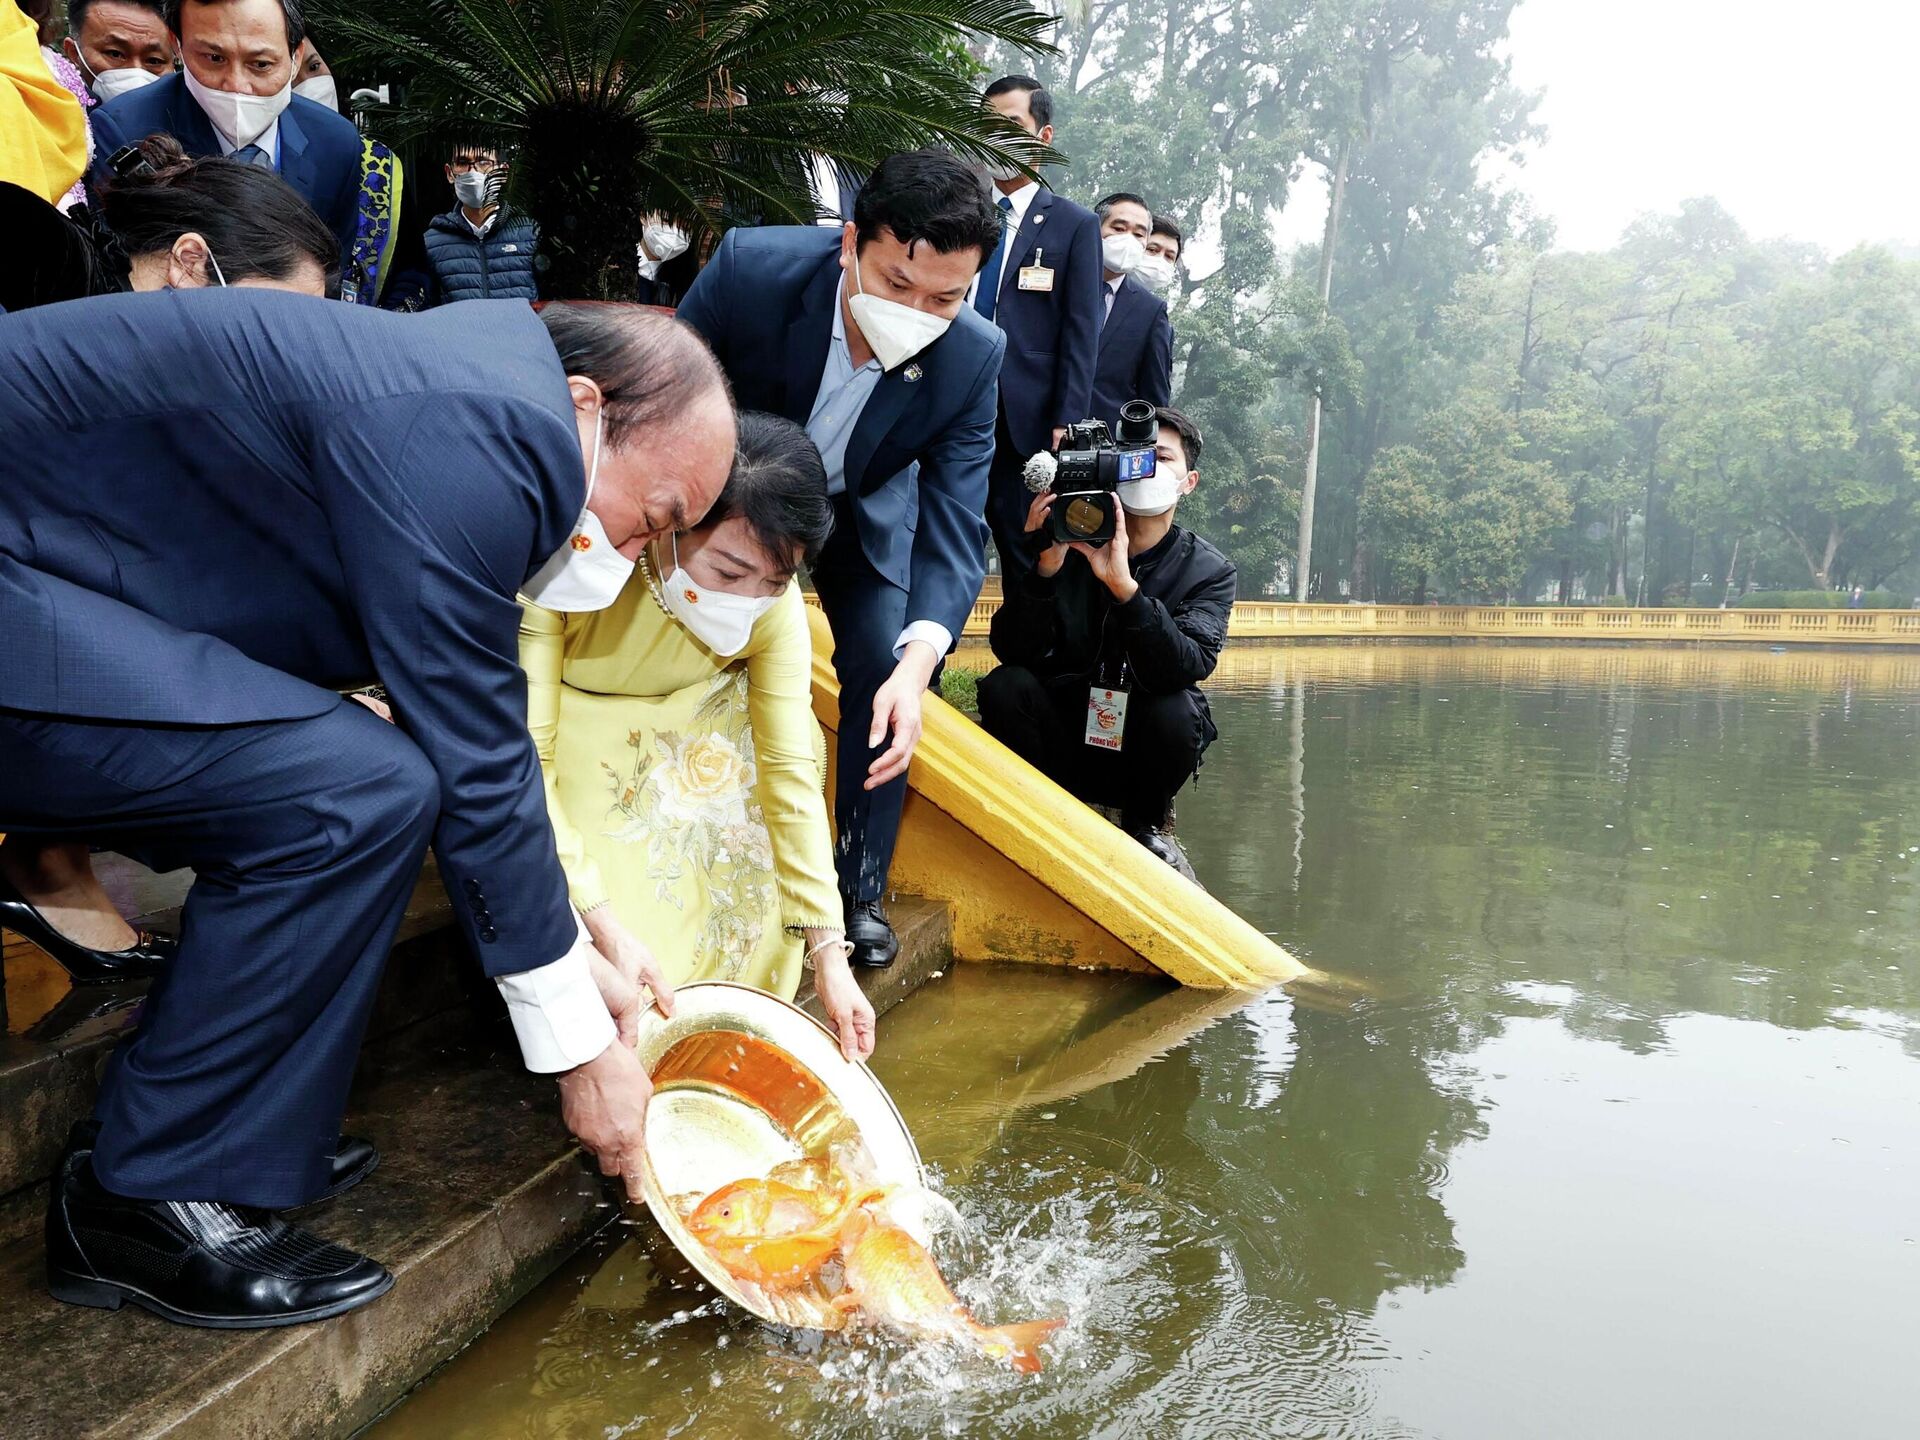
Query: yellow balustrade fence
xmin=806 ymin=595 xmax=1920 ymax=645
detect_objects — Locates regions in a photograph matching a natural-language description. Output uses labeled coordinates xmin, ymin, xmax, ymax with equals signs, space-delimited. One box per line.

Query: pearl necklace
xmin=636 ymin=541 xmax=670 ymax=613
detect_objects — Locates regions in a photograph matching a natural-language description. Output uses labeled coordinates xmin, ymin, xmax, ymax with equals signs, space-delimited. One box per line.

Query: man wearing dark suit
xmin=975 ymin=75 xmax=1106 ymax=585
xmin=88 ymin=0 xmax=359 ymax=268
xmin=0 ymin=291 xmax=735 ymax=1327
xmin=677 ymin=150 xmax=1004 ymax=968
xmin=1090 ymin=192 xmax=1175 ymax=428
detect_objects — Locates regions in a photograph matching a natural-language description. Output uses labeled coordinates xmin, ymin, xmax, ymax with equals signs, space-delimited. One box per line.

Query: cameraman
xmin=978 ymin=406 xmax=1234 ymax=864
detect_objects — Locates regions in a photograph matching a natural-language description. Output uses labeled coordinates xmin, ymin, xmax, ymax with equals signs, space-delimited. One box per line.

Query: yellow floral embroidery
xmin=598 ymin=670 xmax=774 ymax=978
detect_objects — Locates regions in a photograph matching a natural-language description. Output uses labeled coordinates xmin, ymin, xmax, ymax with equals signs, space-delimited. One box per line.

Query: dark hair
xmin=853 ymin=149 xmax=1001 ymax=268
xmin=68 ymin=0 xmax=168 ymax=40
xmin=984 ymin=74 xmax=1052 ymax=129
xmin=20 ymin=0 xmax=58 ymax=44
xmin=165 ymin=0 xmax=303 ymax=51
xmin=1151 ymin=213 xmax=1183 ymax=256
xmin=1095 ymin=193 xmax=1150 ymax=223
xmin=538 ymin=303 xmax=730 ymax=449
xmin=1155 ymin=405 xmax=1202 ymax=471
xmin=102 ymin=133 xmax=338 ymax=291
xmin=698 ymin=412 xmax=834 ymax=571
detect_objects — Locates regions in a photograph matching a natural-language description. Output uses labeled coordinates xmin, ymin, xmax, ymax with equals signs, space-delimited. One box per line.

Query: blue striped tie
xmin=974 ymin=195 xmax=1014 ymax=322
xmin=232 ymin=143 xmax=270 ymax=168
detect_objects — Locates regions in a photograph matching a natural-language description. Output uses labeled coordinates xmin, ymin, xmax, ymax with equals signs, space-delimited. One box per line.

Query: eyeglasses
xmin=449 ymin=156 xmax=500 ymax=173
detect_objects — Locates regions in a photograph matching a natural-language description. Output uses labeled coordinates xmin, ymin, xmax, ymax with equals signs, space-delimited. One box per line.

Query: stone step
xmin=0 ymin=877 xmax=954 ymax=1440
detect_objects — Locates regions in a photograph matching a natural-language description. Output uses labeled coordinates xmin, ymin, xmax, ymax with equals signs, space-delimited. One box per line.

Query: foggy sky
xmin=1501 ymin=0 xmax=1918 ymax=254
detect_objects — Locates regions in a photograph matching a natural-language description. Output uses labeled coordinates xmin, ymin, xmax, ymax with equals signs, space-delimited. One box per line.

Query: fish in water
xmin=686 ymin=1166 xmax=882 ymax=1289
xmin=831 ymin=1208 xmax=1064 ymax=1374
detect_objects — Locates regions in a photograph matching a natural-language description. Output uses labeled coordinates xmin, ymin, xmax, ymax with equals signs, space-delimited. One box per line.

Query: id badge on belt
xmin=1085 ymin=682 xmax=1128 ymax=749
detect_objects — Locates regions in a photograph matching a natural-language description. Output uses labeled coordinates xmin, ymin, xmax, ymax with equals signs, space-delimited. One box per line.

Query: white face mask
xmin=643 ymin=221 xmax=689 ymax=264
xmin=521 ymin=410 xmax=636 ymax=612
xmin=294 ymin=74 xmax=338 ymax=112
xmin=845 ymin=248 xmax=953 ymax=372
xmin=1134 ymin=254 xmax=1178 ymax=294
xmin=657 ymin=533 xmax=777 ymax=657
xmin=182 ymin=66 xmax=292 ymax=148
xmin=1118 ymin=468 xmax=1185 ymax=517
xmin=452 ymin=170 xmax=493 ymax=209
xmin=1102 ymin=232 xmax=1146 ymax=276
xmin=88 ymin=64 xmax=161 ymax=104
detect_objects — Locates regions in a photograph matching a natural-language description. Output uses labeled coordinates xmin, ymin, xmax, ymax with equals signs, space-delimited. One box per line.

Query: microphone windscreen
xmin=1022 ymin=450 xmax=1059 ymax=494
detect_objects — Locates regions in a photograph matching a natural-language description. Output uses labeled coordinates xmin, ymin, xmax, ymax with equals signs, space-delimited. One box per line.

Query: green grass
xmin=938 ymin=666 xmax=982 ymax=716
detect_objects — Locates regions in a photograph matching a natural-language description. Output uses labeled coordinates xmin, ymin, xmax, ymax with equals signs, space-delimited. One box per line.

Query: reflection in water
xmin=378 ymin=645 xmax=1920 ymax=1440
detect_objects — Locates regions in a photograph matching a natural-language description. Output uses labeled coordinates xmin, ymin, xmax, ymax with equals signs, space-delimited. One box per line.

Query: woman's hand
xmin=581 ymin=904 xmax=676 ymax=1022
xmin=808 ymin=934 xmax=876 ymax=1063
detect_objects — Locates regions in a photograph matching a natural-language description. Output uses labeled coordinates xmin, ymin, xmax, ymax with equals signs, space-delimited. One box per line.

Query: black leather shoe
xmin=1126 ymin=824 xmax=1195 ymax=878
xmin=310 ymin=1135 xmax=379 ymax=1204
xmin=844 ymin=899 xmax=900 ymax=970
xmin=45 ymin=1153 xmax=393 ymax=1329
xmin=66 ymin=1123 xmax=379 ymax=1205
xmin=0 ymin=871 xmax=176 ymax=985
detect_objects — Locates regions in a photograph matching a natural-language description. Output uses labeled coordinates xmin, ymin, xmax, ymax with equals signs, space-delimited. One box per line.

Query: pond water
xmin=374 ymin=645 xmax=1920 ymax=1440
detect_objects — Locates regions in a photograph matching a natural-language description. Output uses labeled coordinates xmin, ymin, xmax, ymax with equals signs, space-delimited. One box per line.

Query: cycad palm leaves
xmin=312 ymin=0 xmax=1058 ymax=298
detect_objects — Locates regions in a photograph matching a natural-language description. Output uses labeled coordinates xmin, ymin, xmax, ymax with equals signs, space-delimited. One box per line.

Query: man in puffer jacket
xmin=416 ymin=142 xmax=539 ymax=305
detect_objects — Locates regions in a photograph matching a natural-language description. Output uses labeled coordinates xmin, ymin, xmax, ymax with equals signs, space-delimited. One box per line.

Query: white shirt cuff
xmin=494 ymin=917 xmax=619 ymax=1072
xmin=894 ymin=621 xmax=952 ymax=662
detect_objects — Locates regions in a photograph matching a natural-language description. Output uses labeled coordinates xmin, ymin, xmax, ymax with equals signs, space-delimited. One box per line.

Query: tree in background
xmin=313 ymin=0 xmax=1057 ymax=299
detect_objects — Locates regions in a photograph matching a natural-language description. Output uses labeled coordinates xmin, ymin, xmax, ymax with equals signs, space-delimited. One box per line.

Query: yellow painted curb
xmin=805 ymin=607 xmax=1306 ymax=990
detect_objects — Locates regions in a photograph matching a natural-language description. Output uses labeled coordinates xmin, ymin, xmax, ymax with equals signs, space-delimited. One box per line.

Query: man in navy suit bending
xmin=89 ymin=0 xmax=360 ymax=269
xmin=677 ymin=150 xmax=1005 ymax=969
xmin=1 ymin=293 xmax=734 ymax=1328
xmin=975 ymin=75 xmax=1106 ymax=585
xmin=1089 ymin=192 xmax=1175 ymax=428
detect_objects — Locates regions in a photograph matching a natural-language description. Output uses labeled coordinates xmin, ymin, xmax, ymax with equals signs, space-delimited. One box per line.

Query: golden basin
xmin=634 ymin=981 xmax=925 ymax=1327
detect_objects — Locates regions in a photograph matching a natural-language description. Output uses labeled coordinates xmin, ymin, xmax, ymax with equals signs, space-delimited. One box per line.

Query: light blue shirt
xmin=803 ymin=277 xmax=955 ymax=662
xmin=805 ymin=280 xmax=884 ymax=498
xmin=215 ymin=119 xmax=281 ymax=167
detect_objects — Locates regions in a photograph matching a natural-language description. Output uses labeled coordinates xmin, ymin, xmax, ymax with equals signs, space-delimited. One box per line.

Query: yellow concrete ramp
xmin=806 ymin=606 xmax=1306 ymax=989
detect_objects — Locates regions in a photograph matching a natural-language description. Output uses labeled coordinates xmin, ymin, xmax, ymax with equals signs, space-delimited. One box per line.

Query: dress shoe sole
xmin=848 ymin=950 xmax=897 ymax=969
xmin=47 ymin=1266 xmax=395 ymax=1329
xmin=301 ymin=1147 xmax=379 ymax=1207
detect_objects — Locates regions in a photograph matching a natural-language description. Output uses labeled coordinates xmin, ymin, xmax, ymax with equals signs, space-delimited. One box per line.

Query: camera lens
xmin=1062 ymin=495 xmax=1106 ymax=538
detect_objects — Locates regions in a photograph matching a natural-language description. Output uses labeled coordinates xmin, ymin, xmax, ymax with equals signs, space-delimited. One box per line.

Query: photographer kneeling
xmin=978 ymin=406 xmax=1235 ymax=866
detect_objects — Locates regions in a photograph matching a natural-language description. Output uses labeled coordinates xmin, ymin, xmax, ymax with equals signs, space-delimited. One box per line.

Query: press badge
xmin=1085 ymin=685 xmax=1128 ymax=749
xmin=1017 ymin=248 xmax=1055 ymax=292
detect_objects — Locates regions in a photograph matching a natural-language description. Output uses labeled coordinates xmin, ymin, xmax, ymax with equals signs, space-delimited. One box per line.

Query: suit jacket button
xmin=480 ymin=925 xmax=498 ymax=942
xmin=464 ymin=878 xmax=482 ymax=895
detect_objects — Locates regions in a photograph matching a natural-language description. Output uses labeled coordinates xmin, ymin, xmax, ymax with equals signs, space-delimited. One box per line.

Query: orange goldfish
xmin=831 ymin=1210 xmax=1064 ymax=1373
xmin=687 ymin=1173 xmax=881 ymax=1288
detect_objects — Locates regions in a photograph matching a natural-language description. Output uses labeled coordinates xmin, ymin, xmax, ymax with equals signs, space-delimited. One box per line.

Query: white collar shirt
xmin=968 ymin=178 xmax=1041 ymax=308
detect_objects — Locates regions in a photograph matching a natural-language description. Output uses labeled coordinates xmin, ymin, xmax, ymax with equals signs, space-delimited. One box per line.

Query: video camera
xmin=1024 ymin=399 xmax=1158 ymax=548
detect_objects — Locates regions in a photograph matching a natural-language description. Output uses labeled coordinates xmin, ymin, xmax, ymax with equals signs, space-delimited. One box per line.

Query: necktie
xmin=974 ymin=195 xmax=1015 ymax=322
xmin=232 ymin=143 xmax=270 ymax=168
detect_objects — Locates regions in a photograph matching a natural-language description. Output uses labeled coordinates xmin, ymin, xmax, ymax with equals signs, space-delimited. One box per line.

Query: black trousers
xmin=986 ymin=414 xmax=1039 ymax=588
xmin=976 ymin=665 xmax=1212 ymax=829
xmin=809 ymin=496 xmax=914 ymax=904
xmin=0 ymin=699 xmax=438 ymax=1207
